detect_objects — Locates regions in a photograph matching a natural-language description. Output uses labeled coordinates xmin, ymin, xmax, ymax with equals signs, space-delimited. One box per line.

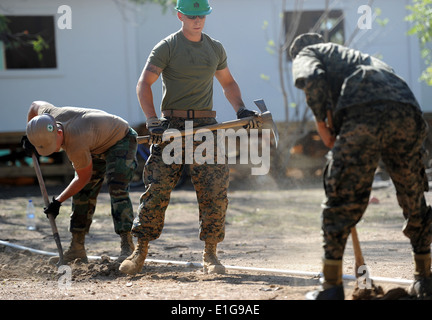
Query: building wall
xmin=200 ymin=0 xmax=429 ymax=121
xmin=0 ymin=0 xmax=143 ymax=132
xmin=0 ymin=0 xmax=430 ymax=133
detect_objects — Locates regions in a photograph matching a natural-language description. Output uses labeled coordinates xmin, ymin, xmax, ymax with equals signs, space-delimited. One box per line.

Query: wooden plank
xmin=0 ymin=164 xmax=74 ymax=178
xmin=0 ymin=131 xmax=25 ymax=146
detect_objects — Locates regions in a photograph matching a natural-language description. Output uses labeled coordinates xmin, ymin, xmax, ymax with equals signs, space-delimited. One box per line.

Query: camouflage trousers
xmin=70 ymin=128 xmax=138 ymax=234
xmin=131 ymin=117 xmax=230 ymax=243
xmin=323 ymin=102 xmax=432 ymax=260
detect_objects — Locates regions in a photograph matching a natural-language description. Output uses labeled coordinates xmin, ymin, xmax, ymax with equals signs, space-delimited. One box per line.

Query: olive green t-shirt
xmin=38 ymin=104 xmax=129 ymax=170
xmin=147 ymin=30 xmax=228 ymax=111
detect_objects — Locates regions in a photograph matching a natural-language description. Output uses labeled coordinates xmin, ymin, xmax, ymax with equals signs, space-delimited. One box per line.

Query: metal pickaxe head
xmin=254 ymin=99 xmax=279 ymax=148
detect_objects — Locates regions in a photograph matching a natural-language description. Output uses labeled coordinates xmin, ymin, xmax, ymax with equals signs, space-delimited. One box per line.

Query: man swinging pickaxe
xmin=137 ymin=99 xmax=279 ymax=148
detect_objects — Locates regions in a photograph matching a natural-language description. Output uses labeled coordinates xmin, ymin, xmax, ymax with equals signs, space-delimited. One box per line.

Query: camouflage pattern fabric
xmin=292 ymin=41 xmax=420 ymax=133
xmin=131 ymin=117 xmax=230 ymax=243
xmin=289 ymin=32 xmax=324 ymax=59
xmin=322 ymin=103 xmax=432 ymax=259
xmin=70 ymin=128 xmax=138 ymax=234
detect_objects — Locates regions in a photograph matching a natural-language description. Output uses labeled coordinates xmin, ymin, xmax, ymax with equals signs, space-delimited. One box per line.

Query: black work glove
xmin=236 ymin=107 xmax=262 ymax=129
xmin=21 ymin=135 xmax=38 ymax=157
xmin=44 ymin=197 xmax=62 ymax=219
xmin=146 ymin=117 xmax=166 ymax=145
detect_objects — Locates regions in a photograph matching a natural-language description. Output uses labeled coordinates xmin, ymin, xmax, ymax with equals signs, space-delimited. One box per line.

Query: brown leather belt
xmin=162 ymin=109 xmax=216 ymax=119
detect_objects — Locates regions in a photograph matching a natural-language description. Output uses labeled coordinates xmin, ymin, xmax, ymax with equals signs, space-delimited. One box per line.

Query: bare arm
xmin=55 ymin=162 xmax=93 ymax=203
xmin=315 ymin=120 xmax=335 ymax=149
xmin=215 ymin=67 xmax=245 ymax=113
xmin=27 ymin=101 xmax=43 ymax=121
xmin=136 ymin=62 xmax=162 ymax=119
xmin=27 ymin=100 xmax=93 ymax=204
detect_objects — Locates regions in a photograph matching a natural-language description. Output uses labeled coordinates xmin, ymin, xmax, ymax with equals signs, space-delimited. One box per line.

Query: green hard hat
xmin=175 ymin=0 xmax=212 ymax=15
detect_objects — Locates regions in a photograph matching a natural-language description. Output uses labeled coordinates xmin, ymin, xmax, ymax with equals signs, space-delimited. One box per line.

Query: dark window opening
xmin=1 ymin=15 xmax=57 ymax=69
xmin=285 ymin=10 xmax=345 ymax=60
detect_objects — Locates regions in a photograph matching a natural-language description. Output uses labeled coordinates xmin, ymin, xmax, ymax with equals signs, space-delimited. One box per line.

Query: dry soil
xmin=0 ymin=175 xmax=429 ymax=315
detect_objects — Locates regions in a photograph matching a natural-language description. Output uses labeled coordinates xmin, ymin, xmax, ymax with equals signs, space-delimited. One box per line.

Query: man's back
xmin=38 ymin=104 xmax=129 ymax=169
xmin=292 ymin=42 xmax=420 ymax=112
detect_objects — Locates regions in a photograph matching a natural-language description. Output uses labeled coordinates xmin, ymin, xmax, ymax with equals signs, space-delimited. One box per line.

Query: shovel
xmin=31 ymin=153 xmax=65 ymax=267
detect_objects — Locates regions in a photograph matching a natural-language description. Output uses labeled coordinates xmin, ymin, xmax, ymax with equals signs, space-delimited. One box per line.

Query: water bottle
xmin=26 ymin=199 xmax=36 ymax=231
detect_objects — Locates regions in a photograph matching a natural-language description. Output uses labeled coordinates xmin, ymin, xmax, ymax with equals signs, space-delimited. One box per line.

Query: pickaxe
xmin=137 ymin=99 xmax=279 ymax=148
xmin=31 ymin=153 xmax=65 ymax=267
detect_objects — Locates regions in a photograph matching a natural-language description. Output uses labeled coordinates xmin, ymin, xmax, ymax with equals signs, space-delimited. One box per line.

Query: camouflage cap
xmin=26 ymin=114 xmax=58 ymax=156
xmin=289 ymin=33 xmax=325 ymax=59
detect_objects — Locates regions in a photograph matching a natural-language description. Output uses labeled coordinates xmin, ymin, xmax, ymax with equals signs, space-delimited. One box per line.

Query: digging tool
xmin=31 ymin=153 xmax=65 ymax=267
xmin=253 ymin=99 xmax=280 ymax=147
xmin=351 ymin=227 xmax=366 ymax=277
xmin=350 ymin=226 xmax=384 ymax=299
xmin=137 ymin=99 xmax=279 ymax=148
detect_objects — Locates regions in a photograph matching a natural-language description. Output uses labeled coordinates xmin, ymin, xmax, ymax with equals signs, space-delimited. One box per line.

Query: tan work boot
xmin=203 ymin=242 xmax=226 ymax=274
xmin=117 ymin=232 xmax=135 ymax=263
xmin=409 ymin=253 xmax=432 ymax=298
xmin=49 ymin=231 xmax=88 ymax=264
xmin=306 ymin=259 xmax=344 ymax=300
xmin=119 ymin=238 xmax=148 ymax=275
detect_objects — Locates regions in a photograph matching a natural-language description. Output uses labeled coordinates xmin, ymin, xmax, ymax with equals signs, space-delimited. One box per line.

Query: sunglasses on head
xmin=185 ymin=15 xmax=206 ymax=20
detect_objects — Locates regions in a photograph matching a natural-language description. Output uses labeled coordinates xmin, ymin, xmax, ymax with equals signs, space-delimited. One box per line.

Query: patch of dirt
xmin=0 ymin=176 xmax=430 ymax=308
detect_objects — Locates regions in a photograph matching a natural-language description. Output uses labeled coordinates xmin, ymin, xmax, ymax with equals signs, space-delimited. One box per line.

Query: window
xmin=285 ymin=10 xmax=345 ymax=60
xmin=0 ymin=15 xmax=57 ymax=69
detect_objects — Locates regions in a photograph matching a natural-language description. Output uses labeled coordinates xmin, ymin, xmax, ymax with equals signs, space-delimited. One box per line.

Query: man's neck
xmin=181 ymin=28 xmax=202 ymax=42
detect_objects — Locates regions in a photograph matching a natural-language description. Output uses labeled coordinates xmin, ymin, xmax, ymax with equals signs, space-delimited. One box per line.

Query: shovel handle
xmin=31 ymin=153 xmax=64 ymax=265
xmin=351 ymin=227 xmax=366 ymax=276
xmin=32 ymin=154 xmax=50 ymax=207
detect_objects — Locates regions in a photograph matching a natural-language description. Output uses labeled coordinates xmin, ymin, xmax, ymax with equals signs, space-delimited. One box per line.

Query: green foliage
xmin=260 ymin=74 xmax=270 ymax=81
xmin=375 ymin=8 xmax=389 ymax=27
xmin=32 ymin=35 xmax=49 ymax=62
xmin=406 ymin=0 xmax=432 ymax=85
xmin=0 ymin=14 xmax=50 ymax=63
xmin=0 ymin=15 xmax=9 ymax=33
xmin=0 ymin=15 xmax=11 ymax=46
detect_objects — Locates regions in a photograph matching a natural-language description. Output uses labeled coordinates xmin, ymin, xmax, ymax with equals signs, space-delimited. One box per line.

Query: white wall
xmin=202 ymin=0 xmax=430 ymax=120
xmin=0 ymin=0 xmax=430 ymax=134
xmin=340 ymin=0 xmax=425 ymax=103
xmin=0 ymin=0 xmax=144 ymax=132
xmin=154 ymin=0 xmax=430 ymax=122
xmin=131 ymin=0 xmax=286 ymax=123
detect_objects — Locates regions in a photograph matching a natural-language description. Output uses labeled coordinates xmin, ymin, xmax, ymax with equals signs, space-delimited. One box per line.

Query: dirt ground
xmin=0 ymin=172 xmax=430 ymax=311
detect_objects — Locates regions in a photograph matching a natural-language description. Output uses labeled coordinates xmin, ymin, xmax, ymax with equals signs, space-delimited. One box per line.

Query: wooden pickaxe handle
xmin=31 ymin=153 xmax=65 ymax=266
xmin=351 ymin=226 xmax=366 ymax=275
xmin=137 ymin=112 xmax=273 ymax=144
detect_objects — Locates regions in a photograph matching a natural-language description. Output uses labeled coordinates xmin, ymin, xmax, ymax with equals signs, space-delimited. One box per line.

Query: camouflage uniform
xmin=71 ymin=128 xmax=138 ymax=235
xmin=132 ymin=117 xmax=229 ymax=243
xmin=291 ymin=34 xmax=432 ymax=260
xmin=323 ymin=104 xmax=431 ymax=259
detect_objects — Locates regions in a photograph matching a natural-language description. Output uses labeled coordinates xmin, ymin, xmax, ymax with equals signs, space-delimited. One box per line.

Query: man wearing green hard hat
xmin=119 ymin=0 xmax=262 ymax=276
xmin=175 ymin=0 xmax=212 ymax=15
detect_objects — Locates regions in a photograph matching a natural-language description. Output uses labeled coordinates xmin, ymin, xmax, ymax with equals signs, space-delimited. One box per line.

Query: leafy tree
xmin=406 ymin=0 xmax=432 ymax=85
